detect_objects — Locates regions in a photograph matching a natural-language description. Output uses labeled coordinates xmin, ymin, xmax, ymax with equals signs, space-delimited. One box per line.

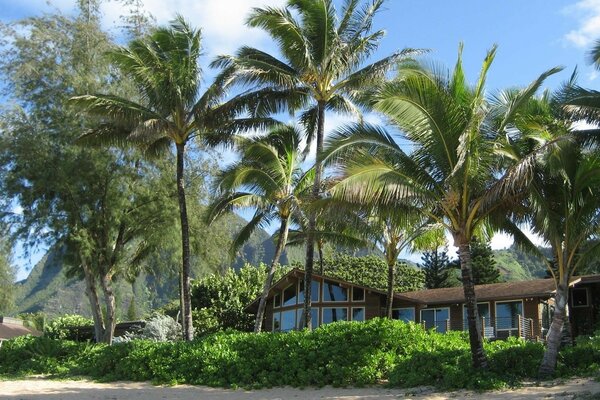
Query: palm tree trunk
xmin=303 ymin=100 xmax=326 ymax=329
xmin=82 ymin=261 xmax=104 ymax=342
xmin=99 ymin=272 xmax=116 ymax=344
xmin=539 ymin=279 xmax=569 ymax=378
xmin=386 ymin=260 xmax=395 ymax=319
xmin=458 ymin=240 xmax=488 ymax=369
xmin=254 ymin=217 xmax=290 ymax=332
xmin=176 ymin=142 xmax=194 ymax=341
xmin=318 ymin=242 xmax=324 ymax=276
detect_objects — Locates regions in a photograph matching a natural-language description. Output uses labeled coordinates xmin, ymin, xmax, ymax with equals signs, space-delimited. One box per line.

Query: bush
xmin=1 ymin=320 xmax=598 ymax=389
xmin=44 ymin=314 xmax=93 ymax=340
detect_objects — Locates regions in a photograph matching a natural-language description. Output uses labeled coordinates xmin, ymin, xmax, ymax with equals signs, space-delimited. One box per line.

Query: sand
xmin=0 ymin=377 xmax=599 ymax=399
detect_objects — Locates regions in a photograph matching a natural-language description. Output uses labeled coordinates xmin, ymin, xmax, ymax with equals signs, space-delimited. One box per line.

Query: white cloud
xmin=563 ymin=0 xmax=600 ymax=48
xmin=99 ymin=0 xmax=285 ymax=57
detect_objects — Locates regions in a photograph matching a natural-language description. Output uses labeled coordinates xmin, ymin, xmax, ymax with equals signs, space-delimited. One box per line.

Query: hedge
xmin=1 ymin=319 xmax=598 ymax=390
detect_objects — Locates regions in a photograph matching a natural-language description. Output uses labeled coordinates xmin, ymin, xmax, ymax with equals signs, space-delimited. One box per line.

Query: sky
xmin=3 ymin=0 xmax=600 ymax=280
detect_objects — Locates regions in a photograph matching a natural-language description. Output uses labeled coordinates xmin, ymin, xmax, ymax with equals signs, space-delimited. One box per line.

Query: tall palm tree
xmin=206 ymin=126 xmax=312 ymax=332
xmin=70 ymin=16 xmax=275 ymax=340
xmin=212 ymin=0 xmax=420 ymax=328
xmin=503 ymin=89 xmax=600 ymax=377
xmin=324 ymin=45 xmax=560 ymax=368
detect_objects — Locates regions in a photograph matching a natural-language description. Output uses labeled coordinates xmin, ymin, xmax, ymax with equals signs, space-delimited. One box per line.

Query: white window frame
xmin=495 ymin=299 xmax=524 ymax=332
xmin=420 ymin=307 xmax=450 ymax=332
xmin=297 ymin=307 xmax=320 ymax=329
xmin=272 ymin=311 xmax=281 ymax=332
xmin=321 ymin=280 xmax=350 ymax=302
xmin=273 ymin=293 xmax=280 ymax=309
xmin=571 ymin=287 xmax=589 ymax=308
xmin=392 ymin=307 xmax=415 ymax=322
xmin=321 ymin=306 xmax=349 ymax=324
xmin=351 ymin=307 xmax=366 ymax=321
xmin=298 ymin=279 xmax=321 ymax=303
xmin=279 ymin=309 xmax=297 ymax=332
xmin=352 ymin=287 xmax=365 ymax=302
xmin=281 ymin=284 xmax=297 ymax=307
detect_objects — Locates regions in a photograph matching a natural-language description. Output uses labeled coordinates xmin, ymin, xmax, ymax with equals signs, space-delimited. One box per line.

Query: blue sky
xmin=3 ymin=0 xmax=600 ymax=280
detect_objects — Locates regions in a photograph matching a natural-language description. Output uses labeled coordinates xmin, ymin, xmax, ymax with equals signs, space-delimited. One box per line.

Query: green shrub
xmin=44 ymin=314 xmax=93 ymax=340
xmin=1 ymin=320 xmax=598 ymax=389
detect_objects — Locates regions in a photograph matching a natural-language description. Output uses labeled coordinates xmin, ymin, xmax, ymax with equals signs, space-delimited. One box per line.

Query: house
xmin=0 ymin=316 xmax=41 ymax=346
xmin=246 ymin=268 xmax=600 ymax=340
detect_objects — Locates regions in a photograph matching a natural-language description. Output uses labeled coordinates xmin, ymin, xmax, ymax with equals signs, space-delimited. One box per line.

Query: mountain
xmin=13 ymin=213 xmax=282 ymax=319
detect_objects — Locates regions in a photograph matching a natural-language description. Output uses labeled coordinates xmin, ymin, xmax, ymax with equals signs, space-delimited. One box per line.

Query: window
xmin=282 ymin=285 xmax=297 ymax=307
xmin=322 ymin=307 xmax=348 ymax=324
xmin=281 ymin=310 xmax=296 ymax=331
xmin=273 ymin=294 xmax=280 ymax=308
xmin=421 ymin=308 xmax=450 ymax=333
xmin=322 ymin=280 xmax=348 ymax=302
xmin=352 ymin=307 xmax=365 ymax=321
xmin=298 ymin=280 xmax=320 ymax=303
xmin=462 ymin=303 xmax=491 ymax=328
xmin=572 ymin=288 xmax=589 ymax=308
xmin=297 ymin=308 xmax=320 ymax=329
xmin=352 ymin=287 xmax=365 ymax=302
xmin=392 ymin=307 xmax=415 ymax=323
xmin=495 ymin=301 xmax=523 ymax=331
xmin=273 ymin=312 xmax=281 ymax=332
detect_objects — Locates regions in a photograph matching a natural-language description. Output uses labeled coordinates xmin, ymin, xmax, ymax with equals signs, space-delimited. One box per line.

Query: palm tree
xmin=503 ymin=89 xmax=600 ymax=377
xmin=212 ymin=0 xmax=420 ymax=328
xmin=70 ymin=16 xmax=275 ymax=340
xmin=206 ymin=126 xmax=312 ymax=332
xmin=365 ymin=209 xmax=439 ymax=319
xmin=324 ymin=45 xmax=560 ymax=368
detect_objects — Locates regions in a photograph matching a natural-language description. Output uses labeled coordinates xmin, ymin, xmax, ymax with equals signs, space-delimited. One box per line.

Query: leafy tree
xmin=420 ymin=247 xmax=454 ymax=289
xmin=318 ymin=254 xmax=424 ymax=293
xmin=214 ymin=0 xmax=419 ymax=328
xmin=0 ymin=5 xmax=178 ymax=343
xmin=70 ymin=16 xmax=275 ymax=341
xmin=207 ymin=126 xmax=310 ymax=332
xmin=325 ymin=45 xmax=560 ymax=368
xmin=188 ymin=264 xmax=291 ymax=336
xmin=0 ymin=237 xmax=15 ymax=314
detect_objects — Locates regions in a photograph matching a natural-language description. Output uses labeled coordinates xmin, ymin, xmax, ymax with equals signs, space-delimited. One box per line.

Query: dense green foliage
xmin=419 ymin=247 xmax=454 ymax=289
xmin=449 ymin=239 xmax=502 ymax=285
xmin=0 ymin=236 xmax=15 ymax=314
xmin=44 ymin=315 xmax=93 ymax=340
xmin=320 ymin=254 xmax=425 ymax=293
xmin=189 ymin=264 xmax=290 ymax=336
xmin=1 ymin=320 xmax=598 ymax=390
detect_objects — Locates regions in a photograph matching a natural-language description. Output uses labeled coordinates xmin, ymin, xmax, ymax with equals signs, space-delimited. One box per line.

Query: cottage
xmin=246 ymin=269 xmax=600 ymax=340
xmin=0 ymin=316 xmax=41 ymax=346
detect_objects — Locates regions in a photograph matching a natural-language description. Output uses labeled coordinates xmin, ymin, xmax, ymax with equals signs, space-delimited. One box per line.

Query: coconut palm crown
xmin=206 ymin=125 xmax=313 ymax=332
xmin=324 ymin=44 xmax=561 ymax=368
xmin=212 ymin=0 xmax=421 ymax=328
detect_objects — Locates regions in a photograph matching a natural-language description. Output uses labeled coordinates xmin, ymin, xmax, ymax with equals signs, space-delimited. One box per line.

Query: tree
xmin=325 ymin=44 xmax=560 ymax=368
xmin=503 ymin=85 xmax=600 ymax=376
xmin=207 ymin=126 xmax=311 ymax=332
xmin=70 ymin=16 xmax=275 ymax=341
xmin=318 ymin=254 xmax=424 ymax=293
xmin=0 ymin=5 xmax=177 ymax=344
xmin=449 ymin=238 xmax=501 ymax=285
xmin=0 ymin=235 xmax=15 ymax=314
xmin=420 ymin=247 xmax=453 ymax=289
xmin=213 ymin=0 xmax=419 ymax=329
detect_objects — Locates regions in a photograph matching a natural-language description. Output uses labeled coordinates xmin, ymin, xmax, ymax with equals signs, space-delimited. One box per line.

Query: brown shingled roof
xmin=0 ymin=318 xmax=41 ymax=341
xmin=398 ymin=279 xmax=558 ymax=305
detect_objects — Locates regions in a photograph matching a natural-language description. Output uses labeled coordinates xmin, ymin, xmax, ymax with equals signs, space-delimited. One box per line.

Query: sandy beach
xmin=1 ymin=377 xmax=599 ymax=400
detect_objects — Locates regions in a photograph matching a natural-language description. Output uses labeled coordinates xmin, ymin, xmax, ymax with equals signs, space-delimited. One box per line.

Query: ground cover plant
xmin=1 ymin=319 xmax=598 ymax=390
